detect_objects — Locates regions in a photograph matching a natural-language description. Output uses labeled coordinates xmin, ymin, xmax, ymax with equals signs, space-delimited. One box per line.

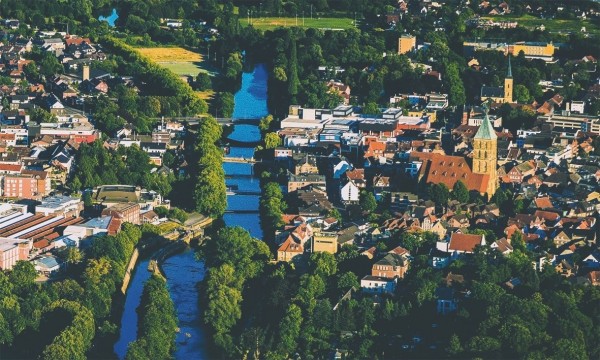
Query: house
xmin=491 ymin=237 xmax=513 ymax=255
xmin=274 ymin=147 xmax=292 ymax=159
xmin=141 ymin=210 xmax=159 ymax=224
xmin=340 ymin=180 xmax=360 ymax=203
xmin=294 ymin=155 xmax=319 ymax=175
xmin=277 ymin=235 xmax=304 ymax=263
xmin=371 ymin=253 xmax=409 ymax=279
xmin=373 ymin=175 xmax=391 ymax=199
xmin=437 ymin=232 xmax=486 ymax=257
xmin=360 ymin=275 xmax=397 ymax=294
xmin=287 ymin=172 xmax=326 ymax=193
xmin=588 ymin=271 xmax=600 ymax=286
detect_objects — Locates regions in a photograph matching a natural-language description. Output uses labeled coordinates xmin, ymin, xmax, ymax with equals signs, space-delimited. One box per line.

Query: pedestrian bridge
xmin=222 ymin=156 xmax=260 ymax=164
xmin=216 ymin=118 xmax=261 ymax=126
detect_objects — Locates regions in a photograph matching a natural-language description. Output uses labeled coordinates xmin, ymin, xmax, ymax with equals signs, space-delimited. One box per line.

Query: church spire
xmin=507 ymin=55 xmax=513 ymax=79
xmin=474 ymin=106 xmax=497 ymax=140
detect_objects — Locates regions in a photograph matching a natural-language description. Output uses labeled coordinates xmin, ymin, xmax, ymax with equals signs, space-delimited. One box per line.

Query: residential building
xmin=398 ymin=35 xmax=416 ymax=54
xmin=287 ymin=173 xmax=326 ymax=193
xmin=277 ymin=235 xmax=304 ymax=263
xmin=361 ymin=275 xmax=397 ymax=294
xmin=371 ymin=253 xmax=409 ymax=279
xmin=340 ymin=180 xmax=360 ymax=203
xmin=3 ymin=170 xmax=51 ymax=199
xmin=311 ymin=231 xmax=338 ymax=254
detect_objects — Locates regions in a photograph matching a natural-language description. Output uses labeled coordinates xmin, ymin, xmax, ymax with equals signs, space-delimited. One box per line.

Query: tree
xmin=452 ymin=180 xmax=469 ymax=203
xmin=264 ymin=132 xmax=281 ymax=149
xmin=258 ymin=114 xmax=274 ymax=132
xmin=514 ymin=84 xmax=532 ymax=103
xmin=447 ymin=334 xmax=463 ymax=356
xmin=30 ymin=108 xmax=58 ymax=124
xmin=428 ymin=183 xmax=450 ymax=208
xmin=196 ymin=72 xmax=212 ymax=91
xmin=444 ymin=62 xmax=466 ymax=106
xmin=337 ymin=272 xmax=359 ymax=292
xmin=309 ymin=252 xmax=337 ymax=277
xmin=510 ymin=231 xmax=526 ymax=253
xmin=213 ymin=92 xmax=234 ymax=118
xmin=363 ymin=102 xmax=380 ymax=115
xmin=327 ymin=208 xmax=343 ymax=225
xmin=278 ymin=304 xmax=302 ymax=355
xmin=359 ymin=190 xmax=377 ymax=212
xmin=288 ymin=38 xmax=299 ymax=103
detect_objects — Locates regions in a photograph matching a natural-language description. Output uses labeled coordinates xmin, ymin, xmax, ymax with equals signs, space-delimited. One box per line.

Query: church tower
xmin=472 ymin=109 xmax=498 ymax=197
xmin=504 ymin=56 xmax=513 ymax=103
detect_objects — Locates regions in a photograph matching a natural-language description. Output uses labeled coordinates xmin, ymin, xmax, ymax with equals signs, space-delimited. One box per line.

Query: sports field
xmin=483 ymin=14 xmax=600 ymax=36
xmin=240 ymin=17 xmax=355 ymax=30
xmin=137 ymin=47 xmax=210 ymax=76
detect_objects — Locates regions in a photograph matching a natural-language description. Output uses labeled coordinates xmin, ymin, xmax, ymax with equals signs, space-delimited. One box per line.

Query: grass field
xmin=137 ymin=47 xmax=212 ymax=76
xmin=195 ymin=90 xmax=214 ymax=101
xmin=483 ymin=14 xmax=600 ymax=36
xmin=240 ymin=16 xmax=355 ymax=30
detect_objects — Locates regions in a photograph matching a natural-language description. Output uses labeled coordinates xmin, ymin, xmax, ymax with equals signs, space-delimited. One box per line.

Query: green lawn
xmin=240 ymin=16 xmax=356 ymax=30
xmin=483 ymin=14 xmax=600 ymax=36
xmin=156 ymin=61 xmax=208 ymax=76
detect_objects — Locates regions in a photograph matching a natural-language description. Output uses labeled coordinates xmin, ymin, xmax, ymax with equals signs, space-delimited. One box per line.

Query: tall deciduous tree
xmin=452 ymin=180 xmax=469 ymax=203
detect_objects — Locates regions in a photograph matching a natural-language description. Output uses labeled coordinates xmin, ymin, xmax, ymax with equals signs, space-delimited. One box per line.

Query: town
xmin=0 ymin=0 xmax=599 ymax=359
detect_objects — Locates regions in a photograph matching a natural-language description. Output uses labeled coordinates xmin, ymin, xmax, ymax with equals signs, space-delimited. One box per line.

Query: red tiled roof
xmin=0 ymin=163 xmax=22 ymax=172
xmin=449 ymin=233 xmax=484 ymax=252
xmin=108 ymin=217 xmax=122 ymax=236
xmin=412 ymin=152 xmax=491 ymax=194
xmin=278 ymin=236 xmax=303 ymax=253
xmin=388 ymin=246 xmax=409 ymax=256
xmin=534 ymin=210 xmax=560 ymax=222
xmin=534 ymin=197 xmax=553 ymax=209
xmin=345 ymin=168 xmax=365 ymax=180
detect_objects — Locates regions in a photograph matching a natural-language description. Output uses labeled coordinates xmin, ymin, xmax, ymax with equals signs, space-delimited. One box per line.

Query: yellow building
xmin=407 ymin=110 xmax=437 ymax=122
xmin=398 ymin=35 xmax=416 ymax=55
xmin=311 ymin=231 xmax=338 ymax=254
xmin=510 ymin=42 xmax=555 ymax=60
xmin=472 ymin=111 xmax=498 ymax=197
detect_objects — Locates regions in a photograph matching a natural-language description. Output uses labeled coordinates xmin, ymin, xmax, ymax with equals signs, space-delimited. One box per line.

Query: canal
xmin=113 ymin=63 xmax=268 ymax=359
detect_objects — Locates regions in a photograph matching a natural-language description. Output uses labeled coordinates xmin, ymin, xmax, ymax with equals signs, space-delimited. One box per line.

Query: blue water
xmin=114 ymin=259 xmax=152 ymax=359
xmin=232 ymin=64 xmax=269 ymax=119
xmin=162 ymin=250 xmax=209 ymax=359
xmin=224 ymin=63 xmax=268 ymax=240
xmin=99 ymin=8 xmax=118 ymax=27
xmin=228 ymin=124 xmax=261 ymax=143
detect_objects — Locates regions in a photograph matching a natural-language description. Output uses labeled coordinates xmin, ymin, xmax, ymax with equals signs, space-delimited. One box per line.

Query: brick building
xmin=3 ymin=170 xmax=50 ymax=199
xmin=101 ymin=202 xmax=141 ymax=225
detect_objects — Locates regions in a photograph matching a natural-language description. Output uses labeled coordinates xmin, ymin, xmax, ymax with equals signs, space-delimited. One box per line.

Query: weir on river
xmin=114 ymin=63 xmax=268 ymax=359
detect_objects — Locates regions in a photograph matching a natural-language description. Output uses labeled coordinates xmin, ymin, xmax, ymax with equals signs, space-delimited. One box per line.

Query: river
xmin=113 ymin=64 xmax=267 ymax=359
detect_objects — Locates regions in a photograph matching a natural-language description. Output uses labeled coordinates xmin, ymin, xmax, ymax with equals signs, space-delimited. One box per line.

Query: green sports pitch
xmin=240 ymin=16 xmax=356 ymax=30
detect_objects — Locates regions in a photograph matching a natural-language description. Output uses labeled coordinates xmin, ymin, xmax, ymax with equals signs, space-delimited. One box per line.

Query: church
xmin=411 ymin=113 xmax=498 ymax=197
xmin=480 ymin=56 xmax=513 ymax=104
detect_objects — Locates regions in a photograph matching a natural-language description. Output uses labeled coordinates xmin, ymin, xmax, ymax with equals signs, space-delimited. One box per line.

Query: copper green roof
xmin=474 ymin=113 xmax=497 ymax=140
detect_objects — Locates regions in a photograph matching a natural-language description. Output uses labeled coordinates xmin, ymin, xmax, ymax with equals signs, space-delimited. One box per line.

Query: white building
xmin=360 ymin=275 xmax=397 ymax=294
xmin=340 ymin=180 xmax=360 ymax=203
